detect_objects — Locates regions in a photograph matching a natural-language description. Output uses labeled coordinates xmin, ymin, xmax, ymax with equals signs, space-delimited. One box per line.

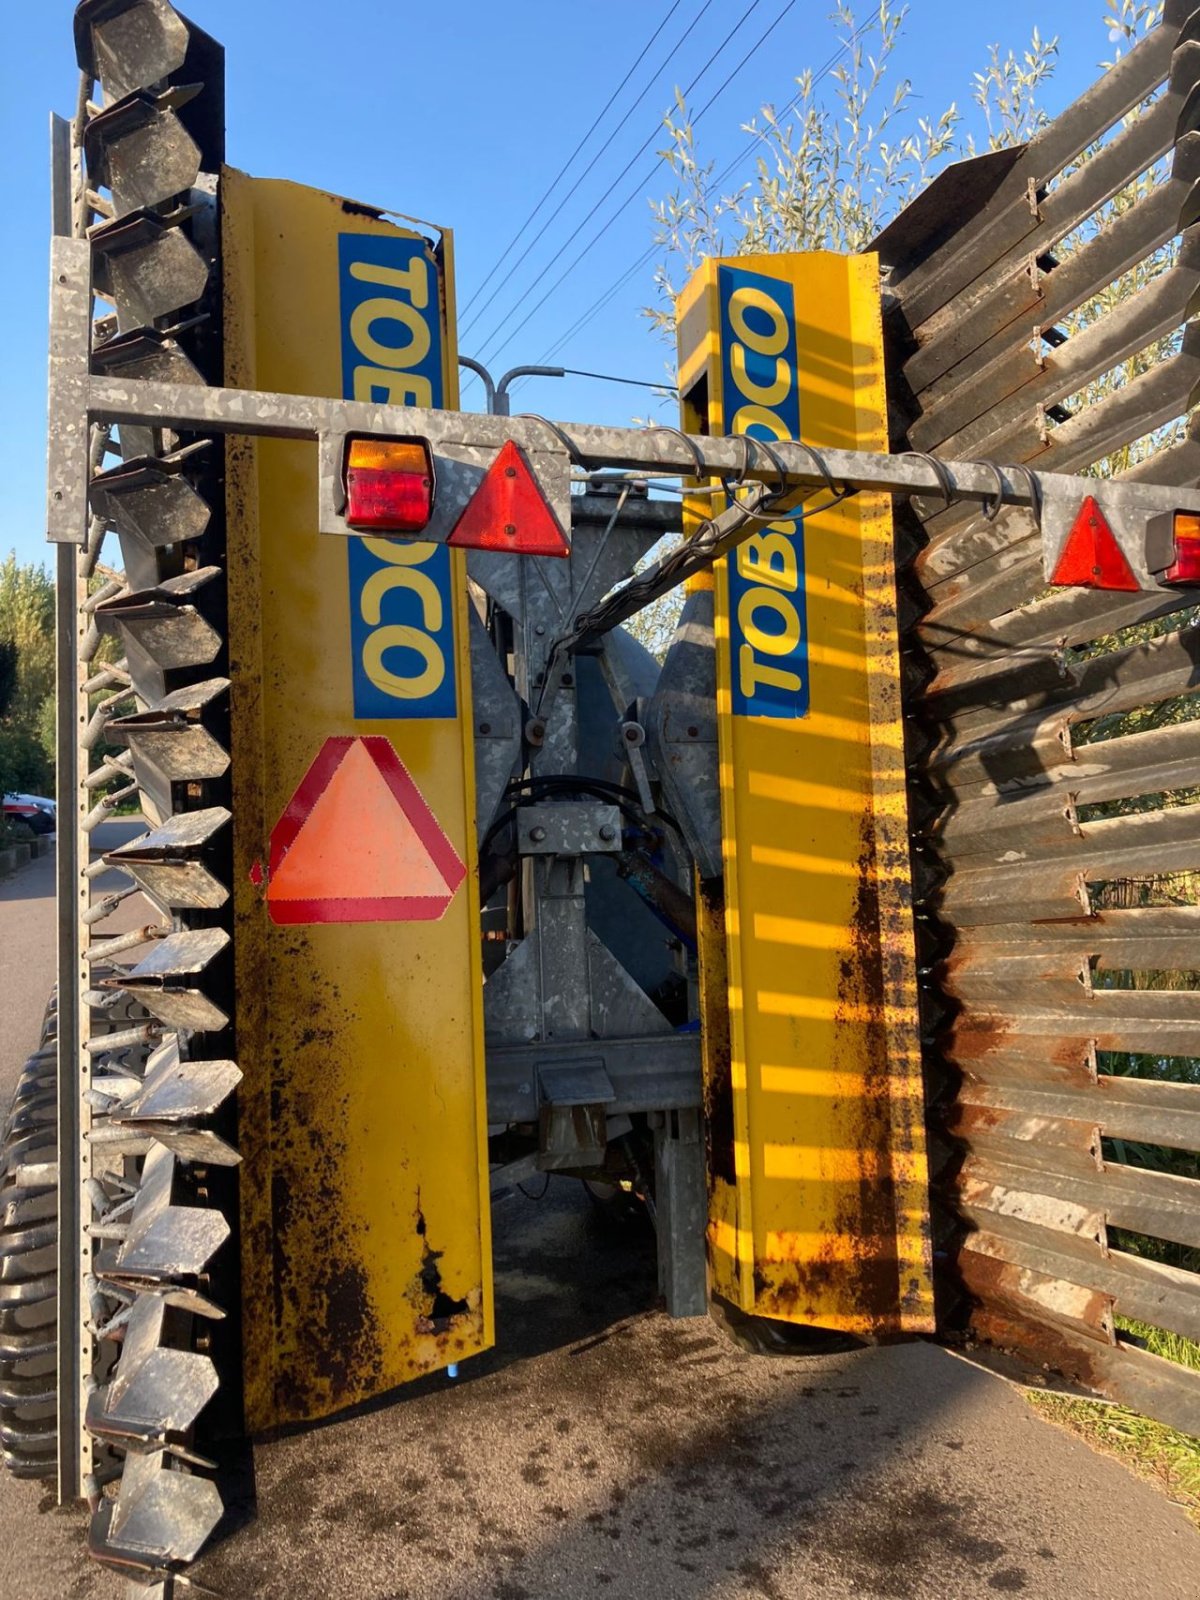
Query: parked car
xmin=3 ymin=798 xmax=56 ymax=836
xmin=5 ymin=790 xmax=55 ymax=818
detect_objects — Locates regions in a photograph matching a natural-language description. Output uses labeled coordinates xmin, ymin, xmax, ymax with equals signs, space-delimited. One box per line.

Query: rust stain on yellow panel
xmin=223 ymin=171 xmax=491 ymax=1428
xmin=678 ymin=251 xmax=933 ymax=1337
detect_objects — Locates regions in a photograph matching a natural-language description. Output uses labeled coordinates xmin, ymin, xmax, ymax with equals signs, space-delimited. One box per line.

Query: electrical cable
xmin=459 ymin=0 xmax=687 ymax=322
xmin=524 ymin=15 xmax=874 ymax=374
xmin=461 ymin=0 xmax=717 ymax=339
xmin=472 ymin=0 xmax=786 ymax=363
xmin=559 ymin=366 xmax=677 ymax=394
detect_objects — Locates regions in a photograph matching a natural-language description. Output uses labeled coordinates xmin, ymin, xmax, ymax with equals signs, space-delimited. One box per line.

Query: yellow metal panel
xmin=223 ymin=172 xmax=492 ymax=1428
xmin=679 ymin=251 xmax=933 ymax=1336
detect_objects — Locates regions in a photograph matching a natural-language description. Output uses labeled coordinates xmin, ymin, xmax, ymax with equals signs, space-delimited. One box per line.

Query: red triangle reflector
xmin=447 ymin=439 xmax=569 ymax=557
xmin=1050 ymin=495 xmax=1139 ymax=591
xmin=262 ymin=736 xmax=465 ymax=924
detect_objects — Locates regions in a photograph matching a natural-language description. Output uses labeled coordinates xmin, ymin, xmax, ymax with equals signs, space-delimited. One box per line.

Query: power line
xmin=471 ymin=0 xmax=777 ymax=363
xmin=560 ymin=365 xmax=677 ymax=393
xmin=460 ymin=0 xmax=716 ymax=340
xmin=458 ymin=0 xmax=687 ymax=323
xmin=525 ymin=16 xmax=873 ymax=376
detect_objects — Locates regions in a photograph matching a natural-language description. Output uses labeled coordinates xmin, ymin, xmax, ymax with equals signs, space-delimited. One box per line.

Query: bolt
xmin=687 ymin=725 xmax=699 ymax=738
xmin=534 ymin=623 xmax=546 ymax=636
xmin=561 ymin=672 xmax=574 ymax=686
xmin=478 ymin=721 xmax=491 ymax=735
xmin=599 ymin=823 xmax=617 ymax=842
xmin=530 ymin=825 xmax=547 ymax=843
xmin=504 ymin=523 xmax=517 ymax=535
xmin=505 ymin=465 xmax=517 ymax=478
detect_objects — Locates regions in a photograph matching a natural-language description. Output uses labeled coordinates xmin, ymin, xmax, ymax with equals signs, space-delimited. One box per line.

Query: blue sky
xmin=2 ymin=0 xmax=1113 ymax=568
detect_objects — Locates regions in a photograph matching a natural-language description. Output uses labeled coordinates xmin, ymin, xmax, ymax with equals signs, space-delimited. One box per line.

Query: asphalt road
xmin=2 ymin=832 xmax=1199 ymax=1600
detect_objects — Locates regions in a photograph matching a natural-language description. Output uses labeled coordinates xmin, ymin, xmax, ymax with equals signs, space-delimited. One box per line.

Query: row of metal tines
xmin=68 ymin=0 xmax=239 ymax=1581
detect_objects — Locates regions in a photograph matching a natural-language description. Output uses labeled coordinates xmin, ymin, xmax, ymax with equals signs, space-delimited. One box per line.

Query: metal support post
xmin=652 ymin=1108 xmax=707 ymax=1318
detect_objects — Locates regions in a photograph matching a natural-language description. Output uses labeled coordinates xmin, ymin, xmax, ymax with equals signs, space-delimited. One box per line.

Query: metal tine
xmin=82 ymin=87 xmax=202 ymax=215
xmin=74 ymin=0 xmax=191 ymax=105
xmin=82 ymin=662 xmax=132 ymax=694
xmin=87 ymin=926 xmax=171 ymax=964
xmin=115 ymin=1146 xmax=229 ymax=1278
xmin=104 ymin=807 xmax=230 ymax=912
xmin=121 ymin=1040 xmax=239 ymax=1123
xmin=90 ymin=325 xmax=205 ymax=388
xmin=91 ymin=210 xmax=209 ymax=331
xmin=108 ymin=678 xmax=230 ymax=824
xmin=95 ymin=568 xmax=222 ymax=706
xmin=83 ymin=686 xmax=136 ymax=749
xmin=90 ymin=448 xmax=212 ymax=591
xmin=90 ymin=1447 xmax=223 ymax=1569
xmin=88 ymin=1346 xmax=219 ymax=1447
xmin=85 ymin=753 xmax=135 ymax=791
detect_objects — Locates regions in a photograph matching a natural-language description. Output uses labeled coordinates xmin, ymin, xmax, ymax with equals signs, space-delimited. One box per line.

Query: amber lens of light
xmin=347 ymin=439 xmax=430 ymax=474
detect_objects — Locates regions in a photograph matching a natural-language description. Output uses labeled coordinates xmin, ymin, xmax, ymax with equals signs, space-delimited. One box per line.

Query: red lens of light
xmin=1163 ymin=513 xmax=1200 ymax=586
xmin=344 ymin=439 xmax=433 ymax=533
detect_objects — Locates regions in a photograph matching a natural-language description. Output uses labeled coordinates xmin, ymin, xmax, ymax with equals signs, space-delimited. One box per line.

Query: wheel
xmin=0 ymin=994 xmax=59 ymax=1481
xmin=709 ymin=1293 xmax=865 ymax=1357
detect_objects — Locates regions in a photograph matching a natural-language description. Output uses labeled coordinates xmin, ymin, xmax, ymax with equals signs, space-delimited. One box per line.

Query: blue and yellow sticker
xmin=718 ymin=264 xmax=809 ymax=720
xmin=338 ymin=233 xmax=457 ymax=720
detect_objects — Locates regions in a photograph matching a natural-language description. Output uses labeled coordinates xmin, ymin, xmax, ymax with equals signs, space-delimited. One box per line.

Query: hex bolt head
xmin=598 ymin=824 xmax=617 ymax=842
xmin=529 ymin=825 xmax=547 ymax=843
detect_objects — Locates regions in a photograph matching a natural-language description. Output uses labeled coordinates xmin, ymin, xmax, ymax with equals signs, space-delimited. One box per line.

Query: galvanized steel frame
xmin=880 ymin=0 xmax=1200 ymax=1430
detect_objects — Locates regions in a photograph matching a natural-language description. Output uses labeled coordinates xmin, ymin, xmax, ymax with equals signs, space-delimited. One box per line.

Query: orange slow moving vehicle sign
xmin=256 ymin=736 xmax=466 ymax=923
xmin=223 ymin=173 xmax=491 ymax=1428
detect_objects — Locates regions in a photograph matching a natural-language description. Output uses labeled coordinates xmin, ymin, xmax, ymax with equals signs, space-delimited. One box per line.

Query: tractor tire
xmin=0 ymin=992 xmax=60 ymax=1481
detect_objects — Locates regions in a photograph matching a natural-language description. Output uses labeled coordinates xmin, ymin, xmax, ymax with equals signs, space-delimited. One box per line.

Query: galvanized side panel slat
xmin=911 ymin=231 xmax=1200 ymax=458
xmin=941 ymin=796 xmax=1200 ymax=869
xmin=950 ymin=904 xmax=1200 ymax=972
xmin=959 ymin=1143 xmax=1200 ymax=1252
xmin=903 ymin=133 xmax=1200 ymax=397
xmin=931 ymin=719 xmax=1200 ymax=851
xmin=958 ymin=1078 xmax=1200 ymax=1153
xmin=886 ymin=3 xmax=1200 ymax=1430
xmin=949 ymin=996 xmax=1200 ymax=1061
xmin=921 ymin=580 xmax=1185 ymax=663
xmin=972 ymin=1305 xmax=1200 ymax=1434
xmin=927 ymin=617 xmax=1200 ymax=734
xmin=890 ymin=17 xmax=1187 ymax=325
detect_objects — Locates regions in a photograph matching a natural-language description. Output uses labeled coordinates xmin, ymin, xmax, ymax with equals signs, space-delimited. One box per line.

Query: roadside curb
xmin=0 ymin=836 xmax=53 ymax=880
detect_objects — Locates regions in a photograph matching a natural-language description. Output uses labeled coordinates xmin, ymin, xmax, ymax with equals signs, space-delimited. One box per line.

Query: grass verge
xmin=1026 ymin=1320 xmax=1200 ymax=1525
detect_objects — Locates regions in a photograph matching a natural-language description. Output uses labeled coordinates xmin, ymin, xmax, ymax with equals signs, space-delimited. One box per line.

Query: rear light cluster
xmin=344 ymin=439 xmax=433 ymax=534
xmin=1161 ymin=511 xmax=1200 ymax=587
xmin=341 ymin=435 xmax=568 ymax=557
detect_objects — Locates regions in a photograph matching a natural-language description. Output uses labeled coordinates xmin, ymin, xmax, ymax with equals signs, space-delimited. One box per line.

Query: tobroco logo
xmin=718 ymin=264 xmax=809 ymax=719
xmin=338 ymin=233 xmax=457 ymax=719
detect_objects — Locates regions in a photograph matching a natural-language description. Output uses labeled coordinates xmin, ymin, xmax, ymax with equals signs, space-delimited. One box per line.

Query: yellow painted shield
xmin=222 ymin=172 xmax=492 ymax=1427
xmin=678 ymin=252 xmax=934 ymax=1337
